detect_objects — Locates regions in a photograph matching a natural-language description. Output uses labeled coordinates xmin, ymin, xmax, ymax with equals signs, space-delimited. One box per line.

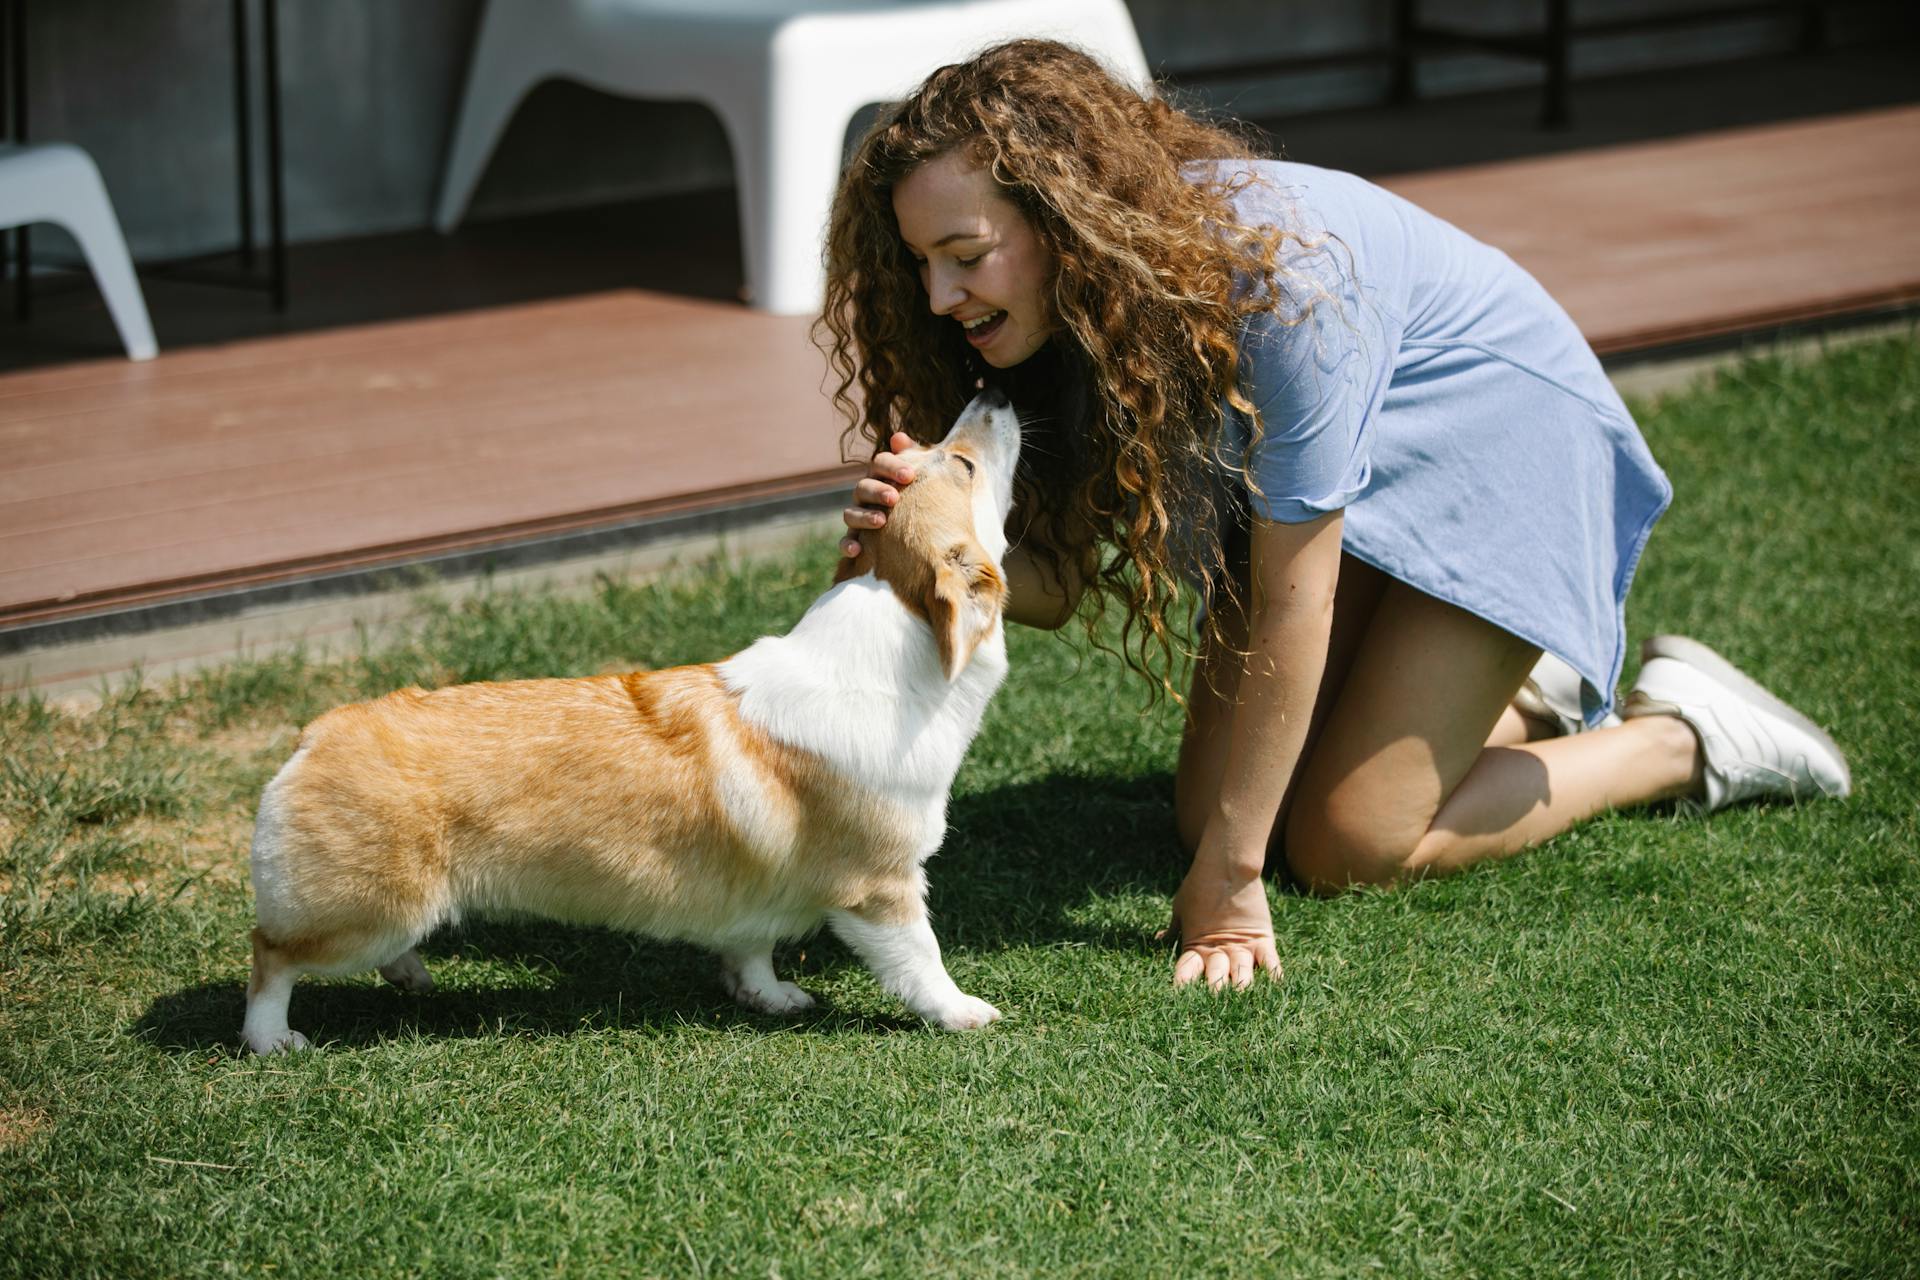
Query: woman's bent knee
xmin=1282 ymin=799 xmax=1420 ymax=894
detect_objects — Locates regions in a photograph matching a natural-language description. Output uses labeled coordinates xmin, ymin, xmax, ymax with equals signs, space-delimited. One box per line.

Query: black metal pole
xmin=5 ymin=0 xmax=16 ymax=142
xmin=1 ymin=0 xmax=9 ymax=319
xmin=234 ymin=0 xmax=254 ymax=270
xmin=10 ymin=0 xmax=29 ymax=322
xmin=1542 ymin=0 xmax=1571 ymax=130
xmin=263 ymin=0 xmax=286 ymax=311
xmin=1389 ymin=0 xmax=1417 ymax=106
xmin=1798 ymin=0 xmax=1828 ymax=54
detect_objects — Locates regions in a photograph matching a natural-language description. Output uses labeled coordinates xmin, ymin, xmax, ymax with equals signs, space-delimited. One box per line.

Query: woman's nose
xmin=926 ymin=264 xmax=965 ymax=315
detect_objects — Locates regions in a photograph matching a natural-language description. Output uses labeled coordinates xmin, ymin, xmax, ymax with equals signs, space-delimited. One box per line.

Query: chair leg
xmin=724 ymin=84 xmax=862 ymax=316
xmin=58 ymin=158 xmax=157 ymax=361
xmin=433 ymin=0 xmax=551 ymax=234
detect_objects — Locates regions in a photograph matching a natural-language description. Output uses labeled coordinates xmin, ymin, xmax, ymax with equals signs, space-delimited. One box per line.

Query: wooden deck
xmin=1 ymin=293 xmax=847 ymax=628
xmin=3 ymin=104 xmax=1918 ymax=641
xmin=1386 ymin=107 xmax=1920 ymax=353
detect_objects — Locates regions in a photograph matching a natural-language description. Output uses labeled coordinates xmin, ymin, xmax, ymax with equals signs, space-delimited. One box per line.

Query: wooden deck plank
xmin=0 ymin=294 xmax=821 ymax=456
xmin=0 ymin=461 xmax=853 ymax=607
xmin=1 ymin=325 xmax=832 ymax=503
xmin=2 ymin=399 xmax=848 ymax=560
xmin=0 ymin=434 xmax=847 ymax=590
xmin=3 ymin=107 xmax=1917 ymax=630
xmin=0 ymin=291 xmax=856 ymax=618
xmin=1382 ymin=107 xmax=1920 ymax=351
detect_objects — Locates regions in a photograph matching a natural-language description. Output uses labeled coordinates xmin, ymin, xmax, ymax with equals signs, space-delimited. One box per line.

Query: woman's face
xmin=892 ymin=151 xmax=1056 ymax=368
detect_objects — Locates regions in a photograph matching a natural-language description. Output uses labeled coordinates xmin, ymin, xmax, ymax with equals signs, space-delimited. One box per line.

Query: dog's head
xmin=837 ymin=390 xmax=1022 ymax=680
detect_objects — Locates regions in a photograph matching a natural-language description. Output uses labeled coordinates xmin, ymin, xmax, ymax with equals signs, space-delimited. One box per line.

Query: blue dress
xmin=1191 ymin=160 xmax=1671 ymax=724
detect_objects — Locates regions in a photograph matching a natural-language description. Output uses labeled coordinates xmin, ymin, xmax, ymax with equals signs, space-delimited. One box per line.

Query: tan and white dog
xmin=241 ymin=391 xmax=1021 ymax=1053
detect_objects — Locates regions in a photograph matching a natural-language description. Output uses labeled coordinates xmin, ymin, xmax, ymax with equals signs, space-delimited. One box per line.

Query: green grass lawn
xmin=3 ymin=334 xmax=1916 ymax=1278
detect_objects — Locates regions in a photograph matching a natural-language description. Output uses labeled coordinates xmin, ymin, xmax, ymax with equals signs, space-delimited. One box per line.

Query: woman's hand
xmin=841 ymin=430 xmax=919 ymax=558
xmin=1165 ymin=855 xmax=1282 ymax=991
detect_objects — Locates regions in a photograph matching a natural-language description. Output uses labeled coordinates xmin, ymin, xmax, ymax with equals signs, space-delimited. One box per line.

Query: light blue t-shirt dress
xmin=1192 ymin=160 xmax=1671 ymax=724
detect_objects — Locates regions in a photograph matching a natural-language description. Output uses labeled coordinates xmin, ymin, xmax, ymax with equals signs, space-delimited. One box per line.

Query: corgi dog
xmin=242 ymin=391 xmax=1020 ymax=1053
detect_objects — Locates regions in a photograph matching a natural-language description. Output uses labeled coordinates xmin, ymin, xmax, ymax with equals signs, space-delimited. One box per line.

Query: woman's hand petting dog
xmin=842 ymin=430 xmax=919 ymax=558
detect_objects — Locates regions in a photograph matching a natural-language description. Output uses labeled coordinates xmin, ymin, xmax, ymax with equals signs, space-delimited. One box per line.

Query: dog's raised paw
xmin=933 ymin=995 xmax=1002 ymax=1031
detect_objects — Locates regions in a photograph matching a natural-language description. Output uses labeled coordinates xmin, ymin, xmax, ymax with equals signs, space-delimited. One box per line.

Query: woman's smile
xmin=962 ymin=309 xmax=1007 ymax=346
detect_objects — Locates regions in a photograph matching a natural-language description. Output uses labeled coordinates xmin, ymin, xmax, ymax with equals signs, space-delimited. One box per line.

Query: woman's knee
xmin=1282 ymin=791 xmax=1422 ymax=894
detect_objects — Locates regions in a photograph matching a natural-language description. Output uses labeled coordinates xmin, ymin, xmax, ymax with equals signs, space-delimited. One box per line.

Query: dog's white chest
xmin=719 ymin=576 xmax=1005 ymax=812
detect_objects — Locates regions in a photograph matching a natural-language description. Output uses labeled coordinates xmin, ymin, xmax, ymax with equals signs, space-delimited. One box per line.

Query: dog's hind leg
xmin=243 ymin=928 xmax=310 ymax=1055
xmin=718 ymin=947 xmax=816 ymax=1015
xmin=377 ymin=949 xmax=435 ymax=994
xmin=245 ymin=924 xmax=438 ymax=1053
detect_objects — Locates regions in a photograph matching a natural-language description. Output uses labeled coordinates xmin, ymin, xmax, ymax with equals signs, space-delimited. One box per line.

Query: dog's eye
xmin=957 ymin=456 xmax=975 ymax=477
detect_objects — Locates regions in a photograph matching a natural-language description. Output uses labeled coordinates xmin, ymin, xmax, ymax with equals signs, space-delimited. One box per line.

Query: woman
xmin=822 ymin=40 xmax=1850 ymax=990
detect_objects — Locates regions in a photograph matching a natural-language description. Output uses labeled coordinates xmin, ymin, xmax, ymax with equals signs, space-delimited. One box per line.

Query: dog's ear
xmin=927 ymin=541 xmax=1007 ymax=681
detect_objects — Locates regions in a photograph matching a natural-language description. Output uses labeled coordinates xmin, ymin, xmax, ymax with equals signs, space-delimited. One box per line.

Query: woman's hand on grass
xmin=841 ymin=431 xmax=918 ymax=557
xmin=1165 ymin=856 xmax=1281 ymax=991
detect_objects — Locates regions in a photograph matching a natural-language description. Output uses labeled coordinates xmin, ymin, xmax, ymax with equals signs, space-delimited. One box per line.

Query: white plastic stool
xmin=0 ymin=143 xmax=158 ymax=361
xmin=434 ymin=0 xmax=1151 ymax=316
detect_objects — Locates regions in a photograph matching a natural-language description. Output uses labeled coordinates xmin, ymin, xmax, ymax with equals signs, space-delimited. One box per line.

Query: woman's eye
xmin=955 ymin=254 xmax=983 ymax=268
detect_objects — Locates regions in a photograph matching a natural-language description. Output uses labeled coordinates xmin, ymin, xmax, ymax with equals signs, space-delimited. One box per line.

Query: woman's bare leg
xmin=1490 ymin=705 xmax=1557 ymax=747
xmin=1282 ymin=580 xmax=1701 ymax=891
xmin=1178 ymin=557 xmax=1569 ymax=855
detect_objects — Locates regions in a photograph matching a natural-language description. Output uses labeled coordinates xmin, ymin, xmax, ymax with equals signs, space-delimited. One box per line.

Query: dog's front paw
xmin=930 ymin=994 xmax=1002 ymax=1031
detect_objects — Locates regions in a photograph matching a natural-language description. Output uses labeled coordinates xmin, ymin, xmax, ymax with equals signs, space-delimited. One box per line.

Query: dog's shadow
xmin=133 ymin=772 xmax=1184 ymax=1053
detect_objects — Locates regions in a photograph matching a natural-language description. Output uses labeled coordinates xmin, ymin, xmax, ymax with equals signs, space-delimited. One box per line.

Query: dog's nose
xmin=974 ymin=385 xmax=1011 ymax=410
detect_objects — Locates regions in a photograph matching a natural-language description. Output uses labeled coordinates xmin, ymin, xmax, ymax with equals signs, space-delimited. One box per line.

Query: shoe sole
xmin=1635 ymin=634 xmax=1852 ymax=795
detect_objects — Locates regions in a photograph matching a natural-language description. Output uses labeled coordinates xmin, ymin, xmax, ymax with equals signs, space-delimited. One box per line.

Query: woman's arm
xmin=1170 ymin=509 xmax=1344 ymax=989
xmin=843 ymin=431 xmax=1085 ymax=630
xmin=999 ymin=542 xmax=1084 ymax=630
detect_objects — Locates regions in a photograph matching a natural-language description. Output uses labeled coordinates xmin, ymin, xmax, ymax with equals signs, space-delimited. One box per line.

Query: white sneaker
xmin=1514 ymin=652 xmax=1621 ymax=736
xmin=1621 ymin=634 xmax=1852 ymax=812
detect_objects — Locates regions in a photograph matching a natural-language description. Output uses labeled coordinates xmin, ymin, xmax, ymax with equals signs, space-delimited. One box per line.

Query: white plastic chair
xmin=0 ymin=143 xmax=157 ymax=361
xmin=434 ymin=0 xmax=1151 ymax=315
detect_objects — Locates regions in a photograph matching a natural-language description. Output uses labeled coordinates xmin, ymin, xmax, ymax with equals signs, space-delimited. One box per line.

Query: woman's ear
xmin=927 ymin=543 xmax=1008 ymax=680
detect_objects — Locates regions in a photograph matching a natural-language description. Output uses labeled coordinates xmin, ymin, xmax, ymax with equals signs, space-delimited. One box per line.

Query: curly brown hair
xmin=817 ymin=38 xmax=1307 ymax=697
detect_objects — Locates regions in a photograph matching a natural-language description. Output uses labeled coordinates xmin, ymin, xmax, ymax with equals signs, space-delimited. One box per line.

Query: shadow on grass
xmin=132 ymin=772 xmax=1187 ymax=1053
